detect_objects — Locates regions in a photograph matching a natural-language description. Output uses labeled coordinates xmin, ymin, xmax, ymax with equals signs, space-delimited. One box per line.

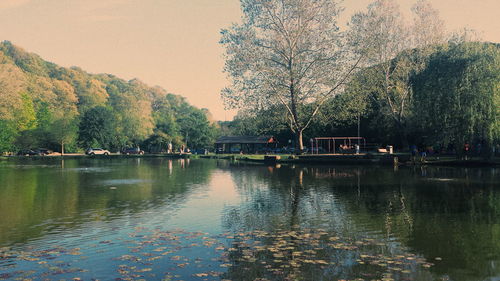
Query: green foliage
xmin=412 ymin=42 xmax=500 ymax=148
xmin=0 ymin=120 xmax=17 ymax=153
xmin=151 ymin=94 xmax=219 ymax=149
xmin=0 ymin=41 xmax=54 ymax=77
xmin=78 ymin=106 xmax=116 ymax=149
xmin=15 ymin=93 xmax=38 ymax=131
xmin=225 ymin=42 xmax=500 ymax=152
xmin=0 ymin=41 xmax=218 ymax=153
xmin=51 ymin=116 xmax=79 ymax=154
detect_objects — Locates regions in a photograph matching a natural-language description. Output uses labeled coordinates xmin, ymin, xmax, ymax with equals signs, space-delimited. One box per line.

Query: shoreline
xmin=201 ymin=153 xmax=500 ymax=167
xmin=1 ymin=153 xmax=499 ymax=167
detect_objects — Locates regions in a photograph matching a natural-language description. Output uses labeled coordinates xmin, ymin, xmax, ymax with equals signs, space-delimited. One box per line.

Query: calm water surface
xmin=0 ymin=158 xmax=499 ymax=281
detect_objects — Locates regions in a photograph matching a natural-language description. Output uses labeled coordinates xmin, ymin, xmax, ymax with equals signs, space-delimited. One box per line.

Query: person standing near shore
xmin=420 ymin=148 xmax=427 ymax=162
xmin=410 ymin=144 xmax=418 ymax=163
xmin=463 ymin=142 xmax=470 ymax=160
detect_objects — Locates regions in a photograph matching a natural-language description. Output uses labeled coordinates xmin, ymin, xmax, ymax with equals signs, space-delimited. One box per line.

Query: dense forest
xmin=223 ymin=42 xmax=500 ymax=154
xmin=0 ymin=41 xmax=219 ymax=154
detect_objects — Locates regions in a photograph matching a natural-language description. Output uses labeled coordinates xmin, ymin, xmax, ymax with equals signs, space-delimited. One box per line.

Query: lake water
xmin=0 ymin=158 xmax=499 ymax=281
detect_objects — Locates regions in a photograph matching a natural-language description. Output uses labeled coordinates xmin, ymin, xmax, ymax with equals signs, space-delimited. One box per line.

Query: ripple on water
xmin=425 ymin=178 xmax=457 ymax=182
xmin=98 ymin=179 xmax=151 ymax=186
xmin=64 ymin=167 xmax=114 ymax=173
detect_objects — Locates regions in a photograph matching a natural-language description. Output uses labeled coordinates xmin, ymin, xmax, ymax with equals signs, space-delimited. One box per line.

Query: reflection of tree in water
xmin=221 ymin=164 xmax=345 ymax=232
xmin=220 ymin=163 xmax=500 ymax=281
xmin=219 ymin=164 xmax=432 ymax=280
xmin=0 ymin=158 xmax=217 ymax=246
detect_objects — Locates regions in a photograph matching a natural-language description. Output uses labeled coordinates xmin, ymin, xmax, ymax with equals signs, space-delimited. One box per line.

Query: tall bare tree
xmin=349 ymin=0 xmax=446 ymax=147
xmin=411 ymin=0 xmax=446 ymax=48
xmin=220 ymin=0 xmax=361 ymax=152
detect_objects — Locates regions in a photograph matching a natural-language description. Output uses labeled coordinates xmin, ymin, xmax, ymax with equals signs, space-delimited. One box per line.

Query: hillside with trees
xmin=0 ymin=41 xmax=218 ymax=154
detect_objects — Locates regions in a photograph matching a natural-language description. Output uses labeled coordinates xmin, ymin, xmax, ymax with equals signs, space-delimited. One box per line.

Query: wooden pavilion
xmin=215 ymin=136 xmax=277 ymax=154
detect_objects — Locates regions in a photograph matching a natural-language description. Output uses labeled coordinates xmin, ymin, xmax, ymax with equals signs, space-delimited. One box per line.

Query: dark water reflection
xmin=0 ymin=158 xmax=498 ymax=281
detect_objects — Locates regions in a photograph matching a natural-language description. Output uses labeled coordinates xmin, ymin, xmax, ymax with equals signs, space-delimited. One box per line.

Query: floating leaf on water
xmin=147 ymin=256 xmax=163 ymax=261
xmin=134 ymin=268 xmax=152 ymax=272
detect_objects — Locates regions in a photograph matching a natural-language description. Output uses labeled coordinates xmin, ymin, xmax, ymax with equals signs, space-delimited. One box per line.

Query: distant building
xmin=215 ymin=136 xmax=277 ymax=154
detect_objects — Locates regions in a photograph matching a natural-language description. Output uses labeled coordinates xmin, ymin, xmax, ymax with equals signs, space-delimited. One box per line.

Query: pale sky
xmin=1 ymin=0 xmax=499 ymax=121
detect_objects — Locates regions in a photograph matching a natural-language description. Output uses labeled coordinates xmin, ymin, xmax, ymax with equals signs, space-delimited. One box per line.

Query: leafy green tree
xmin=14 ymin=93 xmax=37 ymax=132
xmin=0 ymin=120 xmax=17 ymax=153
xmin=50 ymin=115 xmax=79 ymax=154
xmin=412 ymin=42 xmax=500 ymax=154
xmin=10 ymin=93 xmax=39 ymax=149
xmin=176 ymin=108 xmax=216 ymax=149
xmin=152 ymin=94 xmax=218 ymax=149
xmin=105 ymin=79 xmax=156 ymax=148
xmin=229 ymin=108 xmax=288 ymax=137
xmin=78 ymin=106 xmax=116 ymax=149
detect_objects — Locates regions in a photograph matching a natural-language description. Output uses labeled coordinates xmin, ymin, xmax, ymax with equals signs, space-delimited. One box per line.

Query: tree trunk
xmin=395 ymin=121 xmax=408 ymax=151
xmin=61 ymin=141 xmax=65 ymax=156
xmin=296 ymin=130 xmax=304 ymax=154
xmin=399 ymin=132 xmax=408 ymax=151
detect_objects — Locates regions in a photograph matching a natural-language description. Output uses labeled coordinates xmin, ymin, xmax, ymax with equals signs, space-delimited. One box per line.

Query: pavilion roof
xmin=215 ymin=136 xmax=276 ymax=144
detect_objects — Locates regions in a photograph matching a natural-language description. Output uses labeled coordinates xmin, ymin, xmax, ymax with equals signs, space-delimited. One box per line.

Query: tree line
xmin=223 ymin=42 xmax=499 ymax=155
xmin=220 ymin=0 xmax=499 ymax=154
xmin=0 ymin=41 xmax=219 ymax=154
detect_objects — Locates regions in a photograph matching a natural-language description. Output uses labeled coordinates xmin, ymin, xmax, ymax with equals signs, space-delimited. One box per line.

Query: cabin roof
xmin=215 ymin=136 xmax=276 ymax=144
